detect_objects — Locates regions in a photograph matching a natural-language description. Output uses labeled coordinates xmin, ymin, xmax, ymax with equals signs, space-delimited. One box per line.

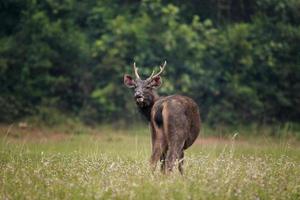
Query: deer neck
xmin=138 ymin=91 xmax=159 ymax=122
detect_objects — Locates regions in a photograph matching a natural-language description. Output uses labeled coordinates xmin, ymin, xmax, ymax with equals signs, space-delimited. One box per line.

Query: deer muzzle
xmin=134 ymin=92 xmax=144 ymax=103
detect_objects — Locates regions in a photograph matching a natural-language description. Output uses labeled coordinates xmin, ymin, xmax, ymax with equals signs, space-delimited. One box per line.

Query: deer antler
xmin=133 ymin=62 xmax=141 ymax=80
xmin=147 ymin=60 xmax=167 ymax=81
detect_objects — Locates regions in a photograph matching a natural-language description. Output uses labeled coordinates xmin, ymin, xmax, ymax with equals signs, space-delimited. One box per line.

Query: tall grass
xmin=0 ymin=126 xmax=299 ymax=199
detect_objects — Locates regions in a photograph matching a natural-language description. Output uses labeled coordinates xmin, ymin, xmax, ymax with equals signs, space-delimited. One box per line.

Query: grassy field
xmin=0 ymin=124 xmax=300 ymax=200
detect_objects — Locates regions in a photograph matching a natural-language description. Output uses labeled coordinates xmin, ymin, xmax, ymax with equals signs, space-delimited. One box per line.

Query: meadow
xmin=0 ymin=124 xmax=300 ymax=200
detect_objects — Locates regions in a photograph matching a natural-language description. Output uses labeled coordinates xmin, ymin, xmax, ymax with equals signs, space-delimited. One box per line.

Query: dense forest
xmin=0 ymin=0 xmax=299 ymax=125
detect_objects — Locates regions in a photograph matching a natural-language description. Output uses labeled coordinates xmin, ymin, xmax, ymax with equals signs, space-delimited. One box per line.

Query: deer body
xmin=124 ymin=61 xmax=200 ymax=174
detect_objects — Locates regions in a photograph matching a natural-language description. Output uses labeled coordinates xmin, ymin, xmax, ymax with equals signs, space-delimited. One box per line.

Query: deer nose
xmin=134 ymin=92 xmax=143 ymax=98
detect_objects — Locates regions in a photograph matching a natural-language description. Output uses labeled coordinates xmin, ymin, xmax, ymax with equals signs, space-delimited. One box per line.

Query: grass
xmin=0 ymin=124 xmax=300 ymax=200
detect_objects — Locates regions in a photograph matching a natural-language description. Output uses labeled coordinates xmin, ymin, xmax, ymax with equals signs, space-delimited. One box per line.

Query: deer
xmin=124 ymin=61 xmax=200 ymax=174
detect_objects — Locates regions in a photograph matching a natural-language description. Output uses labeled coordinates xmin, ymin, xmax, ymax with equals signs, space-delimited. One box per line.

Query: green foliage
xmin=0 ymin=0 xmax=299 ymax=126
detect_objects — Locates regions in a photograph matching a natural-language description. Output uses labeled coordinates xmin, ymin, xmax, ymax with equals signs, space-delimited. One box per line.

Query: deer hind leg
xmin=160 ymin=148 xmax=168 ymax=173
xmin=178 ymin=151 xmax=184 ymax=174
xmin=150 ymin=123 xmax=166 ymax=172
xmin=150 ymin=145 xmax=161 ymax=172
xmin=162 ymin=103 xmax=188 ymax=174
xmin=150 ymin=142 xmax=167 ymax=172
xmin=165 ymin=140 xmax=185 ymax=173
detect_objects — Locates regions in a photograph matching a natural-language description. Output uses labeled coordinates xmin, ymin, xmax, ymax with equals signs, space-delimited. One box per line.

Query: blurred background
xmin=0 ymin=0 xmax=299 ymax=132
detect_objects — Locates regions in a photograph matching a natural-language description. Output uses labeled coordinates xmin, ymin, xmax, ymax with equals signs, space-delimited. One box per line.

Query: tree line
xmin=0 ymin=0 xmax=299 ymax=125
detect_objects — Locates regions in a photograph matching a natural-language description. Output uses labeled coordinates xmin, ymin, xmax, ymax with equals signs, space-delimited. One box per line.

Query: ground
xmin=0 ymin=124 xmax=299 ymax=199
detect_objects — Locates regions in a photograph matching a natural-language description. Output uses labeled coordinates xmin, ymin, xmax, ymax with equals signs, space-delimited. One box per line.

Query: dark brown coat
xmin=150 ymin=95 xmax=200 ymax=173
xmin=124 ymin=62 xmax=200 ymax=173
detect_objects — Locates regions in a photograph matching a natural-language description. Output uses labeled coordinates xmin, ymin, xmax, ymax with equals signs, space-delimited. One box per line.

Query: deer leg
xmin=149 ymin=123 xmax=160 ymax=172
xmin=150 ymin=139 xmax=167 ymax=172
xmin=178 ymin=151 xmax=184 ymax=174
xmin=150 ymin=119 xmax=167 ymax=173
xmin=150 ymin=145 xmax=161 ymax=172
xmin=165 ymin=141 xmax=184 ymax=173
xmin=160 ymin=150 xmax=167 ymax=173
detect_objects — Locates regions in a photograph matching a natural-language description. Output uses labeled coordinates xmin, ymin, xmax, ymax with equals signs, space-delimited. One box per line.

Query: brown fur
xmin=150 ymin=95 xmax=200 ymax=174
xmin=124 ymin=63 xmax=201 ymax=174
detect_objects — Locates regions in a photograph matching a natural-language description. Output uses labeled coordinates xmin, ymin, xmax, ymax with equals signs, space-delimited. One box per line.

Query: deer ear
xmin=124 ymin=74 xmax=136 ymax=88
xmin=150 ymin=76 xmax=162 ymax=89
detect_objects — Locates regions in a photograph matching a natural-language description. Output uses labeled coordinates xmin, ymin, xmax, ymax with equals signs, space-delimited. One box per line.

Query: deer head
xmin=124 ymin=61 xmax=166 ymax=107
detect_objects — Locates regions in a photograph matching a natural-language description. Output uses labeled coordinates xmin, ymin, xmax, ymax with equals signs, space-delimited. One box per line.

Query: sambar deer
xmin=124 ymin=61 xmax=200 ymax=174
